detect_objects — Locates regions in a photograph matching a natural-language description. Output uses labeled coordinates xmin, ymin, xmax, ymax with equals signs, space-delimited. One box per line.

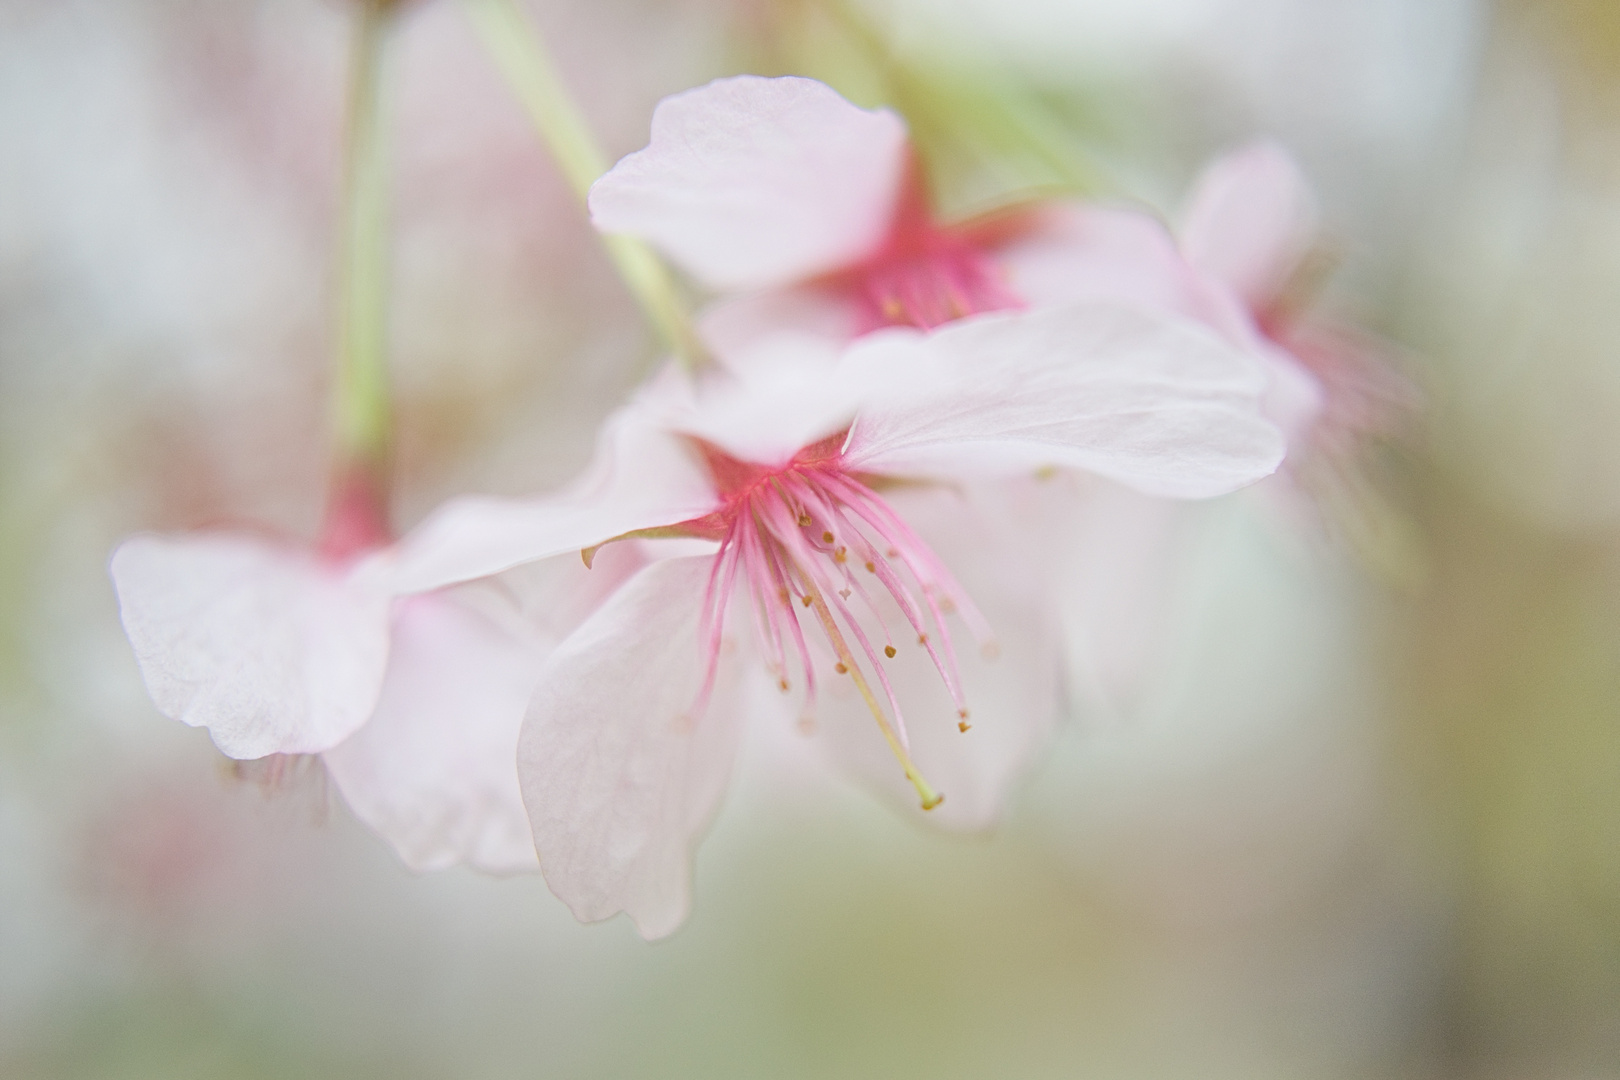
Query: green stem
xmin=333 ymin=0 xmax=396 ymax=476
xmin=818 ymin=0 xmax=1106 ymax=198
xmin=461 ymin=0 xmax=707 ymax=371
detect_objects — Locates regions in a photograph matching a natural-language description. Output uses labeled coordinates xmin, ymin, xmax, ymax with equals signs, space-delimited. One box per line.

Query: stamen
xmin=814 ymin=477 xmax=967 ymax=712
xmin=679 ymin=435 xmax=992 ymax=808
xmin=767 ymin=493 xmax=915 ymax=748
xmin=801 ymin=580 xmax=942 ymax=811
xmin=741 ymin=519 xmax=787 ymax=685
xmin=758 ymin=521 xmax=818 ymax=715
xmin=789 ymin=478 xmax=902 ymax=661
xmin=691 ymin=520 xmax=743 ymax=718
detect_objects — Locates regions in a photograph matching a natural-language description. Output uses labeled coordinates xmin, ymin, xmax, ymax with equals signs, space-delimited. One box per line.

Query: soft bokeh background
xmin=3 ymin=0 xmax=1618 ymax=1077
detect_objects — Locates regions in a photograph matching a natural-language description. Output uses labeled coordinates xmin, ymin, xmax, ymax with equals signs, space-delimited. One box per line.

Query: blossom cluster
xmin=109 ymin=69 xmax=1379 ymax=939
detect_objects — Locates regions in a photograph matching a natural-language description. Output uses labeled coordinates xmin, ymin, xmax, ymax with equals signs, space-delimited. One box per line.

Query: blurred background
xmin=3 ymin=0 xmax=1618 ymax=1077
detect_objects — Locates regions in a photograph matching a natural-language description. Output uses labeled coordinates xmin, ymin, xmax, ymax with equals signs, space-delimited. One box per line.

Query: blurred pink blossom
xmin=1063 ymin=142 xmax=1410 ymax=718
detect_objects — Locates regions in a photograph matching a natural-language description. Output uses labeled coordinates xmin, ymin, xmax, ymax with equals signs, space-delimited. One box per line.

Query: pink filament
xmin=851 ymin=241 xmax=1023 ymax=332
xmin=684 ymin=437 xmax=987 ymax=746
xmin=838 ymin=153 xmax=1024 ymax=332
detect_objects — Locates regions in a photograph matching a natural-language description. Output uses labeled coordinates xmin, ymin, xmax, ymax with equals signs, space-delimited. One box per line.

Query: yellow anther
xmin=958 ymin=722 xmax=971 ymax=733
xmin=864 ymin=561 xmax=876 ymax=573
xmin=821 ymin=530 xmax=834 ymax=544
xmin=834 ymin=662 xmax=848 ymax=674
xmin=834 ymin=546 xmax=847 ymax=563
xmin=884 ymin=645 xmax=897 ymax=658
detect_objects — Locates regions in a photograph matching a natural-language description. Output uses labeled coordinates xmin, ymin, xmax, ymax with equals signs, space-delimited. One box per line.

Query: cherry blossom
xmin=1182 ymin=141 xmax=1413 ymax=460
xmin=109 ymin=474 xmax=548 ymax=874
xmin=589 ymin=75 xmax=1328 ymax=442
xmin=590 ymin=74 xmax=1030 ymax=340
xmin=585 ymin=74 xmax=1347 ymax=734
xmin=1062 ymin=142 xmax=1413 ymax=719
xmin=386 ymin=301 xmax=1285 ymax=936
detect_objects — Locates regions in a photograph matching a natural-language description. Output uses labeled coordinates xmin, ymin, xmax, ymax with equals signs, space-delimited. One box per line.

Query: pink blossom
xmin=1182 ymin=141 xmax=1413 ymax=458
xmin=589 ymin=76 xmax=1330 ymax=444
xmin=584 ymin=75 xmax=1211 ymax=337
xmin=590 ymin=74 xmax=1036 ymax=339
xmin=387 ymin=301 xmax=1285 ymax=936
xmin=1063 ymin=142 xmax=1413 ymax=719
xmin=584 ymin=75 xmax=1336 ymax=744
xmin=109 ymin=475 xmax=548 ymax=874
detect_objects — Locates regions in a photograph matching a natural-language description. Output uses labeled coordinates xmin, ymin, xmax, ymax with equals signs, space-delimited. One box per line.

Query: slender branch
xmin=461 ymin=0 xmax=707 ymax=371
xmin=332 ymin=0 xmax=396 ymax=473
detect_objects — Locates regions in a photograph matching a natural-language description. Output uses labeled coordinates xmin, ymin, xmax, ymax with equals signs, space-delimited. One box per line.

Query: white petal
xmin=841 ymin=303 xmax=1287 ymax=498
xmin=385 ymin=385 xmax=717 ymax=595
xmin=697 ymin=286 xmax=860 ymax=362
xmin=1059 ymin=483 xmax=1194 ymax=721
xmin=672 ymin=334 xmax=862 ymax=466
xmin=589 ymin=75 xmax=908 ymax=291
xmin=519 ymin=556 xmax=748 ymax=939
xmin=806 ymin=481 xmax=1068 ymax=829
xmin=1260 ymin=344 xmax=1327 ymax=449
xmin=109 ymin=533 xmax=391 ymax=758
xmin=323 ymin=585 xmax=545 ymax=874
xmin=998 ymin=204 xmax=1248 ymax=341
xmin=1180 ymin=141 xmax=1318 ymax=309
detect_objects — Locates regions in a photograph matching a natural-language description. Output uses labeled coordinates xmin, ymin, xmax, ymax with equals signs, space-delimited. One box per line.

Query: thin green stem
xmin=810 ymin=0 xmax=1107 ymax=199
xmin=333 ymin=0 xmax=396 ymax=474
xmin=461 ymin=0 xmax=706 ymax=371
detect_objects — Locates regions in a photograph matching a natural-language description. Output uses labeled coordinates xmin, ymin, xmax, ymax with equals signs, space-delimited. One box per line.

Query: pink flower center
xmin=838 ymin=155 xmax=1024 ymax=333
xmin=317 ymin=464 xmax=393 ymax=563
xmin=677 ymin=433 xmax=991 ymax=809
